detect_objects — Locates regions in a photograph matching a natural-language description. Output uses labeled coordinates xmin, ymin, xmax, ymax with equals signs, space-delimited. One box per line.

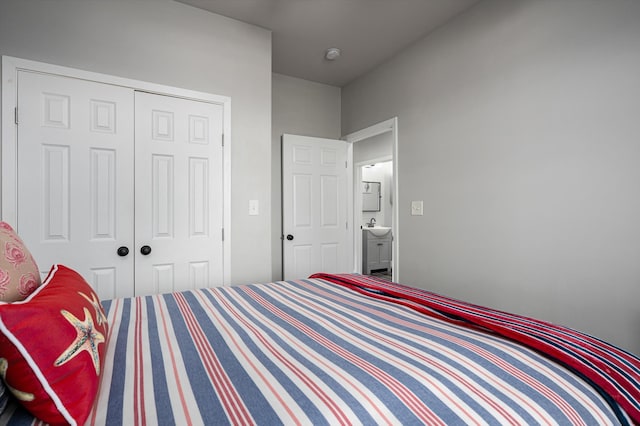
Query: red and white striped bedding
xmin=4 ymin=274 xmax=637 ymax=425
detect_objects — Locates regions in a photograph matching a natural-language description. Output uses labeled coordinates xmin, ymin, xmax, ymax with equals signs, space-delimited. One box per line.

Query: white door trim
xmin=1 ymin=55 xmax=232 ymax=285
xmin=344 ymin=117 xmax=399 ymax=281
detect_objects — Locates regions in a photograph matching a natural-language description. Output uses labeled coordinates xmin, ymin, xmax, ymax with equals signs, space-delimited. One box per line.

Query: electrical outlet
xmin=411 ymin=200 xmax=423 ymax=216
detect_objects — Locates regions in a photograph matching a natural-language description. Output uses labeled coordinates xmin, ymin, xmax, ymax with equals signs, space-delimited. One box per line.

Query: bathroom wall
xmin=361 ymin=162 xmax=393 ymax=228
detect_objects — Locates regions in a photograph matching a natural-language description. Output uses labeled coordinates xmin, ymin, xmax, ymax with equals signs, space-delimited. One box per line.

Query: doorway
xmin=344 ymin=118 xmax=398 ymax=281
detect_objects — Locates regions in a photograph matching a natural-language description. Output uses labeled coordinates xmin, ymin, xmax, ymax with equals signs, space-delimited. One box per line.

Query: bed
xmin=1 ymin=265 xmax=639 ymax=425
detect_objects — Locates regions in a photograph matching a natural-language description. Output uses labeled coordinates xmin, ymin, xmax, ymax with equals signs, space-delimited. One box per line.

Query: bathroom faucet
xmin=367 ymin=218 xmax=376 ymax=227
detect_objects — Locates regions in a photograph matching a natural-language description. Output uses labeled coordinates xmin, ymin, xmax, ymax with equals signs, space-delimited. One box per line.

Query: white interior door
xmin=17 ymin=71 xmax=135 ymax=299
xmin=282 ymin=134 xmax=351 ymax=280
xmin=134 ymin=91 xmax=224 ymax=295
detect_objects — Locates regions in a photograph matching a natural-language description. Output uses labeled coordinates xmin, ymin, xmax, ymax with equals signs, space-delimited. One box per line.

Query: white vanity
xmin=362 ymin=227 xmax=392 ymax=274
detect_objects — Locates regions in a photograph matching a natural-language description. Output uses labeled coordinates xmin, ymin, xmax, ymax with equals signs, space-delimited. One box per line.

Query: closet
xmin=14 ymin=69 xmax=225 ymax=299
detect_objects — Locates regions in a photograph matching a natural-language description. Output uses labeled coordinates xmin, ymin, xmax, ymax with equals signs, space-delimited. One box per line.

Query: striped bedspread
xmin=4 ymin=275 xmax=634 ymax=425
xmin=312 ymin=273 xmax=640 ymax=425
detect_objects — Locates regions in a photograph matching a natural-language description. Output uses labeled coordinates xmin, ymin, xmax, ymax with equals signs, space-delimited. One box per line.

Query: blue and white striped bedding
xmin=3 ymin=277 xmax=629 ymax=425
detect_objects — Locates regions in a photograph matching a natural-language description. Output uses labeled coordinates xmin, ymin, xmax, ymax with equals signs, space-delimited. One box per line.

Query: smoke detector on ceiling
xmin=325 ymin=47 xmax=341 ymax=61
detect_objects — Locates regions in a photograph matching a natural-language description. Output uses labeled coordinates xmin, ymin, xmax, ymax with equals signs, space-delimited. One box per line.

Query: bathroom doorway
xmin=344 ymin=118 xmax=398 ymax=282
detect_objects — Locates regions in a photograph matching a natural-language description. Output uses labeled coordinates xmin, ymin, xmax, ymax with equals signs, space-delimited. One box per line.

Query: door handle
xmin=286 ymin=234 xmax=294 ymax=241
xmin=117 ymin=246 xmax=129 ymax=257
xmin=140 ymin=245 xmax=152 ymax=255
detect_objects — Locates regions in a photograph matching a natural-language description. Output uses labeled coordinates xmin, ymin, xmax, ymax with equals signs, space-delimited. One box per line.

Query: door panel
xmin=152 ymin=154 xmax=174 ymax=238
xmin=320 ymin=244 xmax=338 ymax=271
xmin=134 ymin=91 xmax=223 ymax=295
xmin=152 ymin=264 xmax=175 ymax=295
xmin=41 ymin=144 xmax=70 ymax=240
xmin=90 ymin=149 xmax=117 ymax=239
xmin=320 ymin=175 xmax=339 ymax=226
xmin=17 ymin=71 xmax=135 ymax=299
xmin=282 ymin=134 xmax=350 ymax=280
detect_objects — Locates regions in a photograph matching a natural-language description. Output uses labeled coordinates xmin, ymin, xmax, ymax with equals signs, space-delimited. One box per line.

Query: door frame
xmin=344 ymin=117 xmax=399 ymax=281
xmin=1 ymin=55 xmax=232 ymax=284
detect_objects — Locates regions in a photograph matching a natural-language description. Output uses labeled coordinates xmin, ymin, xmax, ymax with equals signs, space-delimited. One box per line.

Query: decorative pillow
xmin=0 ymin=222 xmax=41 ymax=302
xmin=0 ymin=264 xmax=108 ymax=426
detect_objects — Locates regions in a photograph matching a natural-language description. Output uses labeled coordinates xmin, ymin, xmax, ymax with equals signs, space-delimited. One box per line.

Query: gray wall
xmin=0 ymin=0 xmax=272 ymax=285
xmin=353 ymin=131 xmax=392 ymax=164
xmin=361 ymin=162 xmax=393 ymax=229
xmin=342 ymin=0 xmax=640 ymax=354
xmin=271 ymin=73 xmax=341 ymax=280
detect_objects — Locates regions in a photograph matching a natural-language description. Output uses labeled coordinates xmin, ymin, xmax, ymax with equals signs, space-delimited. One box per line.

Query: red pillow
xmin=0 ymin=221 xmax=41 ymax=302
xmin=0 ymin=264 xmax=108 ymax=426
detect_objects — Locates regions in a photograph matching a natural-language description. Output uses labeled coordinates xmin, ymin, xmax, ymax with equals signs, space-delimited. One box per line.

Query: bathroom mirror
xmin=362 ymin=181 xmax=381 ymax=212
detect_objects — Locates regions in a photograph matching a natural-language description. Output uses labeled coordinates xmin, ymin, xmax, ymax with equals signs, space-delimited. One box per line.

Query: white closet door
xmin=17 ymin=71 xmax=135 ymax=299
xmin=134 ymin=91 xmax=224 ymax=295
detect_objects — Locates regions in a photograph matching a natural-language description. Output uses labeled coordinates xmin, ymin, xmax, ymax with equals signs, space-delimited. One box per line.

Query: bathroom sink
xmin=365 ymin=226 xmax=391 ymax=237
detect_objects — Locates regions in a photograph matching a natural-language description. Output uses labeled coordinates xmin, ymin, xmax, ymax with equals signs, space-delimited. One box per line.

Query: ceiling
xmin=175 ymin=0 xmax=481 ymax=87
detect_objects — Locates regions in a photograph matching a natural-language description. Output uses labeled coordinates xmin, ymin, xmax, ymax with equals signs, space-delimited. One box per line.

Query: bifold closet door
xmin=17 ymin=71 xmax=135 ymax=299
xmin=133 ymin=91 xmax=224 ymax=296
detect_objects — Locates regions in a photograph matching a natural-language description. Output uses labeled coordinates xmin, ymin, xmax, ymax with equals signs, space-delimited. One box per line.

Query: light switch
xmin=249 ymin=200 xmax=259 ymax=215
xmin=411 ymin=200 xmax=423 ymax=216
